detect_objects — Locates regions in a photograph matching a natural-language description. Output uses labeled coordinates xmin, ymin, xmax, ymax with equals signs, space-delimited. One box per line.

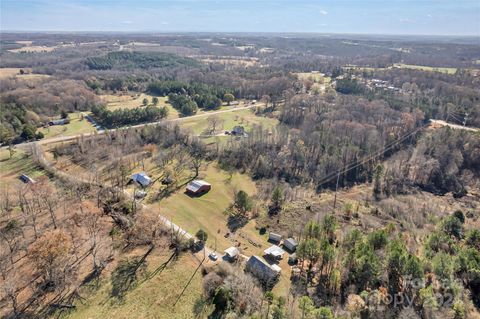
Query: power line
xmin=314 ymin=122 xmax=429 ymax=190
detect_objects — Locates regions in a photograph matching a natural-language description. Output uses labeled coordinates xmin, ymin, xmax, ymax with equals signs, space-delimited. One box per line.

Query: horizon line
xmin=1 ymin=30 xmax=479 ymax=38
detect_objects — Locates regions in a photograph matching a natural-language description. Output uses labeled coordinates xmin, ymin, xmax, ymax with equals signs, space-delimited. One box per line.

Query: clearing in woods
xmin=101 ymin=93 xmax=180 ymax=118
xmin=0 ymin=149 xmax=45 ymax=191
xmin=179 ymin=107 xmax=278 ymax=136
xmin=294 ymin=72 xmax=331 ymax=84
xmin=37 ymin=113 xmax=97 ymax=139
xmin=0 ymin=68 xmax=51 ymax=80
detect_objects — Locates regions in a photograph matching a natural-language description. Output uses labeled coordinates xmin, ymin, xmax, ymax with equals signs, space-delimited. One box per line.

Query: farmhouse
xmin=186 ymin=180 xmax=211 ymax=195
xmin=224 ymin=246 xmax=240 ymax=261
xmin=131 ymin=172 xmax=152 ymax=187
xmin=245 ymin=255 xmax=280 ymax=283
xmin=283 ymin=238 xmax=298 ymax=252
xmin=268 ymin=232 xmax=282 ymax=243
xmin=264 ymin=245 xmax=285 ymax=260
xmin=48 ymin=118 xmax=70 ymax=126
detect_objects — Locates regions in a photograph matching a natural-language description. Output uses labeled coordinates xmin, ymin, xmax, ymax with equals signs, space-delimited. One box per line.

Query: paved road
xmin=430 ymin=119 xmax=479 ymax=132
xmin=6 ymin=104 xmax=258 ymax=150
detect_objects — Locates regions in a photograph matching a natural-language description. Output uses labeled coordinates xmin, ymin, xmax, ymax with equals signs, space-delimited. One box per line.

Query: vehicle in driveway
xmin=209 ymin=252 xmax=218 ymax=261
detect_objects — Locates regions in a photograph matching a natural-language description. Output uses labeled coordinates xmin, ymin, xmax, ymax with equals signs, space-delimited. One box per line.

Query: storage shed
xmin=131 ymin=172 xmax=152 ymax=187
xmin=283 ymin=238 xmax=298 ymax=252
xmin=268 ymin=232 xmax=282 ymax=243
xmin=186 ymin=180 xmax=211 ymax=195
xmin=264 ymin=245 xmax=285 ymax=260
xmin=224 ymin=246 xmax=240 ymax=261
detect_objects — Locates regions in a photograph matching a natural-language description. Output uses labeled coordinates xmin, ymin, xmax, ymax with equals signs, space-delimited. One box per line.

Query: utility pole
xmin=463 ymin=113 xmax=469 ymax=127
xmin=333 ymin=172 xmax=340 ymax=210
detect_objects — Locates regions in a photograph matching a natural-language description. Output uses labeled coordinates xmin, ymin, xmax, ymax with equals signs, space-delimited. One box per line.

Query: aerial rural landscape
xmin=0 ymin=1 xmax=479 ymax=318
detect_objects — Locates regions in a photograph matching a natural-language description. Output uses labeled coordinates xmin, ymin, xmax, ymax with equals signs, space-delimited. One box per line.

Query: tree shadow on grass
xmin=227 ymin=214 xmax=248 ymax=232
xmin=110 ymin=257 xmax=147 ymax=303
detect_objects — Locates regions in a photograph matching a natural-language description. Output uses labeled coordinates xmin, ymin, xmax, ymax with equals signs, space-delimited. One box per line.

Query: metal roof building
xmin=283 ymin=238 xmax=298 ymax=252
xmin=245 ymin=255 xmax=280 ymax=283
xmin=268 ymin=232 xmax=282 ymax=243
xmin=132 ymin=172 xmax=152 ymax=187
xmin=224 ymin=246 xmax=240 ymax=260
xmin=186 ymin=180 xmax=211 ymax=195
xmin=264 ymin=245 xmax=285 ymax=259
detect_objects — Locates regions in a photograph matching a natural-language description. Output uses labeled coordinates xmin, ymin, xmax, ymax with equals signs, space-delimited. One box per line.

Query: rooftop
xmin=186 ymin=179 xmax=211 ymax=192
xmin=224 ymin=246 xmax=239 ymax=258
xmin=264 ymin=245 xmax=285 ymax=258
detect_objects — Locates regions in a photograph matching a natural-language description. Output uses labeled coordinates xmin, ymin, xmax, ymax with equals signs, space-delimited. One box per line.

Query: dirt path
xmin=429 ymin=119 xmax=479 ymax=132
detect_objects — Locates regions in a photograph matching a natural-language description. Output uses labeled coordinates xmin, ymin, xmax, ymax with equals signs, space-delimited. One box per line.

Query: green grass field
xmin=294 ymin=72 xmax=331 ymax=84
xmin=0 ymin=149 xmax=45 ymax=191
xmin=343 ymin=63 xmax=460 ymax=75
xmin=38 ymin=113 xmax=96 ymax=139
xmin=62 ymin=251 xmax=209 ymax=319
xmin=179 ymin=108 xmax=278 ymax=136
xmin=392 ymin=63 xmax=458 ymax=74
xmin=148 ymin=163 xmax=267 ymax=255
xmin=101 ymin=93 xmax=180 ymax=119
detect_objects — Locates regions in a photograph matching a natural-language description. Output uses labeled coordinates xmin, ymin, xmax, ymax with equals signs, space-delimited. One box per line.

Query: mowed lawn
xmin=393 ymin=63 xmax=458 ymax=74
xmin=0 ymin=149 xmax=45 ymax=191
xmin=179 ymin=108 xmax=278 ymax=136
xmin=38 ymin=113 xmax=96 ymax=139
xmin=62 ymin=251 xmax=208 ymax=319
xmin=101 ymin=93 xmax=180 ymax=119
xmin=150 ymin=163 xmax=267 ymax=255
xmin=295 ymin=72 xmax=331 ymax=84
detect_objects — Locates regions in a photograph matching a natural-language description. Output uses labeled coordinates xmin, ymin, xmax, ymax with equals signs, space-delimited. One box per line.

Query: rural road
xmin=429 ymin=119 xmax=479 ymax=132
xmin=6 ymin=103 xmax=259 ymax=150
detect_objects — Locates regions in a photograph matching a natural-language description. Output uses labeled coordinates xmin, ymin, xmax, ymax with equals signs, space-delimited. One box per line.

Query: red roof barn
xmin=186 ymin=180 xmax=211 ymax=195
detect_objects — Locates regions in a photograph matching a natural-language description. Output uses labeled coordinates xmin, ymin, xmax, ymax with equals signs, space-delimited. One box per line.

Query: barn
xmin=186 ymin=180 xmax=211 ymax=195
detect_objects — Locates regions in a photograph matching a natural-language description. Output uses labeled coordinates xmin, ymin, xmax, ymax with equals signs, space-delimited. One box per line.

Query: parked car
xmin=208 ymin=252 xmax=218 ymax=261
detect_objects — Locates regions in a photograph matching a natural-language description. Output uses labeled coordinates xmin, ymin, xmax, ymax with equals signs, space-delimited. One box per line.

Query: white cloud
xmin=161 ymin=22 xmax=169 ymax=25
xmin=122 ymin=20 xmax=133 ymax=24
xmin=319 ymin=10 xmax=328 ymax=15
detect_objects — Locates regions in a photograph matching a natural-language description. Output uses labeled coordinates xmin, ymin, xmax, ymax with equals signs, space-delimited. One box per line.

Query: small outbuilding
xmin=48 ymin=118 xmax=70 ymax=126
xmin=131 ymin=172 xmax=152 ymax=187
xmin=19 ymin=174 xmax=35 ymax=184
xmin=264 ymin=245 xmax=285 ymax=260
xmin=231 ymin=126 xmax=245 ymax=136
xmin=245 ymin=255 xmax=280 ymax=283
xmin=224 ymin=246 xmax=240 ymax=261
xmin=186 ymin=180 xmax=211 ymax=195
xmin=283 ymin=238 xmax=298 ymax=252
xmin=288 ymin=253 xmax=298 ymax=265
xmin=268 ymin=232 xmax=282 ymax=244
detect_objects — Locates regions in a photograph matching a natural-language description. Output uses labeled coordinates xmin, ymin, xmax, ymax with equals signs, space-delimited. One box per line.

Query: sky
xmin=1 ymin=0 xmax=479 ymax=36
